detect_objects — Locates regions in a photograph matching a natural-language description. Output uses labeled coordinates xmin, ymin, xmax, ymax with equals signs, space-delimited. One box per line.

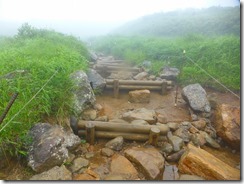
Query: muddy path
xmin=1 ymin=56 xmax=241 ymax=180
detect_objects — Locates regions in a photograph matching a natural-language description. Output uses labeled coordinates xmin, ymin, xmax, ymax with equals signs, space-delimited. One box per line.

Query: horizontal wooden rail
xmin=106 ymin=79 xmax=173 ymax=86
xmin=94 ymin=65 xmax=141 ymax=72
xmin=104 ymin=79 xmax=173 ymax=97
xmin=78 ymin=130 xmax=166 ymax=142
xmin=77 ymin=121 xmax=169 ymax=135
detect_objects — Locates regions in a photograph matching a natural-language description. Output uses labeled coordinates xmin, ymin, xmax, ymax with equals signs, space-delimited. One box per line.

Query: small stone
xmin=82 ymin=109 xmax=97 ymax=120
xmin=70 ymin=157 xmax=89 ymax=173
xmin=101 ymin=148 xmax=114 ymax=157
xmin=167 ymin=122 xmax=179 ymax=131
xmin=191 ymin=119 xmax=207 ymax=130
xmin=161 ymin=142 xmax=173 ymax=154
xmin=157 ymin=114 xmax=167 ymax=124
xmin=131 ymin=119 xmax=149 ymax=125
xmin=105 ymin=136 xmax=124 ymax=151
xmin=85 ymin=152 xmax=95 ymax=159
xmin=168 ymin=135 xmax=184 ymax=152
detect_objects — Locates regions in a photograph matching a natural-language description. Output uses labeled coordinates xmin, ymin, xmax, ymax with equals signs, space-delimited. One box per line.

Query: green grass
xmin=0 ymin=24 xmax=89 ymax=158
xmin=90 ymin=34 xmax=240 ymax=91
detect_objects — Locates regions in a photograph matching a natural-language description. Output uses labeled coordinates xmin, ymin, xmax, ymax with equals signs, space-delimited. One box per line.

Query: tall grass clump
xmin=0 ymin=23 xmax=89 ymax=158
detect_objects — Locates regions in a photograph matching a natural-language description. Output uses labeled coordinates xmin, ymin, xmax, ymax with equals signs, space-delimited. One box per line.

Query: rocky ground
xmin=0 ymin=55 xmax=240 ymax=181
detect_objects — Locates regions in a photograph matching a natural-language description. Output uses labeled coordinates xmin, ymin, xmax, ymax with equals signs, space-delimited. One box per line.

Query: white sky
xmin=0 ymin=0 xmax=240 ymax=22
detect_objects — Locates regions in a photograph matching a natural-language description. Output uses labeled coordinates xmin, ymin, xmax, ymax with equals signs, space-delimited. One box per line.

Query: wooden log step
xmin=106 ymin=79 xmax=173 ymax=86
xmin=94 ymin=65 xmax=140 ymax=72
xmin=78 ymin=130 xmax=166 ymax=141
xmin=106 ymin=84 xmax=172 ymax=90
xmin=77 ymin=121 xmax=169 ymax=135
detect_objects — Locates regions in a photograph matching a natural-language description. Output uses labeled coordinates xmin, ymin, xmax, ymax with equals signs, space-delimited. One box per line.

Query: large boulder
xmin=128 ymin=89 xmax=150 ymax=103
xmin=160 ymin=66 xmax=180 ymax=81
xmin=29 ymin=165 xmax=72 ymax=180
xmin=110 ymin=154 xmax=139 ymax=180
xmin=178 ymin=144 xmax=240 ymax=180
xmin=28 ymin=123 xmax=81 ymax=173
xmin=212 ymin=104 xmax=240 ymax=150
xmin=124 ymin=147 xmax=165 ymax=180
xmin=70 ymin=70 xmax=96 ymax=115
xmin=181 ymin=83 xmax=211 ymax=113
xmin=122 ymin=108 xmax=157 ymax=124
xmin=86 ymin=69 xmax=106 ymax=92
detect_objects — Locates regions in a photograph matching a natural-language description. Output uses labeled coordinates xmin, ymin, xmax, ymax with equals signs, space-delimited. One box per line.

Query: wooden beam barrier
xmin=78 ymin=130 xmax=166 ymax=142
xmin=106 ymin=79 xmax=173 ymax=86
xmin=105 ymin=79 xmax=172 ymax=97
xmin=77 ymin=121 xmax=169 ymax=135
xmin=94 ymin=65 xmax=140 ymax=73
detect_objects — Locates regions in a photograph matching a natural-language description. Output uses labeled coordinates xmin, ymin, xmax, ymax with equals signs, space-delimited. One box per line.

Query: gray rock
xmin=85 ymin=152 xmax=95 ymax=159
xmin=70 ymin=157 xmax=89 ymax=173
xmin=101 ymin=148 xmax=114 ymax=157
xmin=133 ymin=72 xmax=148 ymax=80
xmin=29 ymin=165 xmax=72 ymax=180
xmin=200 ymin=131 xmax=220 ymax=149
xmin=122 ymin=108 xmax=156 ymax=124
xmin=161 ymin=142 xmax=173 ymax=154
xmin=191 ymin=133 xmax=206 ymax=147
xmin=168 ymin=135 xmax=184 ymax=152
xmin=181 ymin=83 xmax=211 ymax=113
xmin=70 ymin=71 xmax=96 ymax=115
xmin=28 ymin=123 xmax=81 ymax=173
xmin=191 ymin=119 xmax=207 ymax=130
xmin=86 ymin=69 xmax=105 ymax=92
xmin=160 ymin=66 xmax=180 ymax=81
xmin=166 ymin=149 xmax=185 ymax=162
xmin=89 ymin=50 xmax=98 ymax=62
xmin=173 ymin=128 xmax=191 ymax=143
xmin=167 ymin=122 xmax=180 ymax=131
xmin=131 ymin=119 xmax=149 ymax=125
xmin=105 ymin=136 xmax=124 ymax=151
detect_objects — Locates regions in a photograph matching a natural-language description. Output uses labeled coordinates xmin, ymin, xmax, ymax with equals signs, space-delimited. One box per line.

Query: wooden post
xmin=149 ymin=127 xmax=160 ymax=146
xmin=113 ymin=79 xmax=119 ymax=98
xmin=161 ymin=80 xmax=167 ymax=95
xmin=85 ymin=122 xmax=95 ymax=145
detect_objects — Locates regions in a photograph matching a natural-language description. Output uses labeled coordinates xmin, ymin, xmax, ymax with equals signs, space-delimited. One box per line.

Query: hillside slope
xmin=113 ymin=7 xmax=240 ymax=37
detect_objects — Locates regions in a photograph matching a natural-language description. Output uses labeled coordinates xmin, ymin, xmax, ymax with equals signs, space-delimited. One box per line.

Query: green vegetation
xmin=113 ymin=7 xmax=240 ymax=37
xmin=0 ymin=23 xmax=89 ymax=158
xmin=90 ymin=7 xmax=240 ymax=92
xmin=91 ymin=34 xmax=240 ymax=90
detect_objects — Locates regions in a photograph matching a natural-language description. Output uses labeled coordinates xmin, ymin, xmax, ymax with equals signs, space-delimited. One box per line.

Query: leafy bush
xmin=0 ymin=24 xmax=89 ymax=157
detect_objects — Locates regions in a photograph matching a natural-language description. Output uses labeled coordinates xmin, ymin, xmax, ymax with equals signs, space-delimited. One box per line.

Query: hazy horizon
xmin=0 ymin=0 xmax=240 ymax=39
